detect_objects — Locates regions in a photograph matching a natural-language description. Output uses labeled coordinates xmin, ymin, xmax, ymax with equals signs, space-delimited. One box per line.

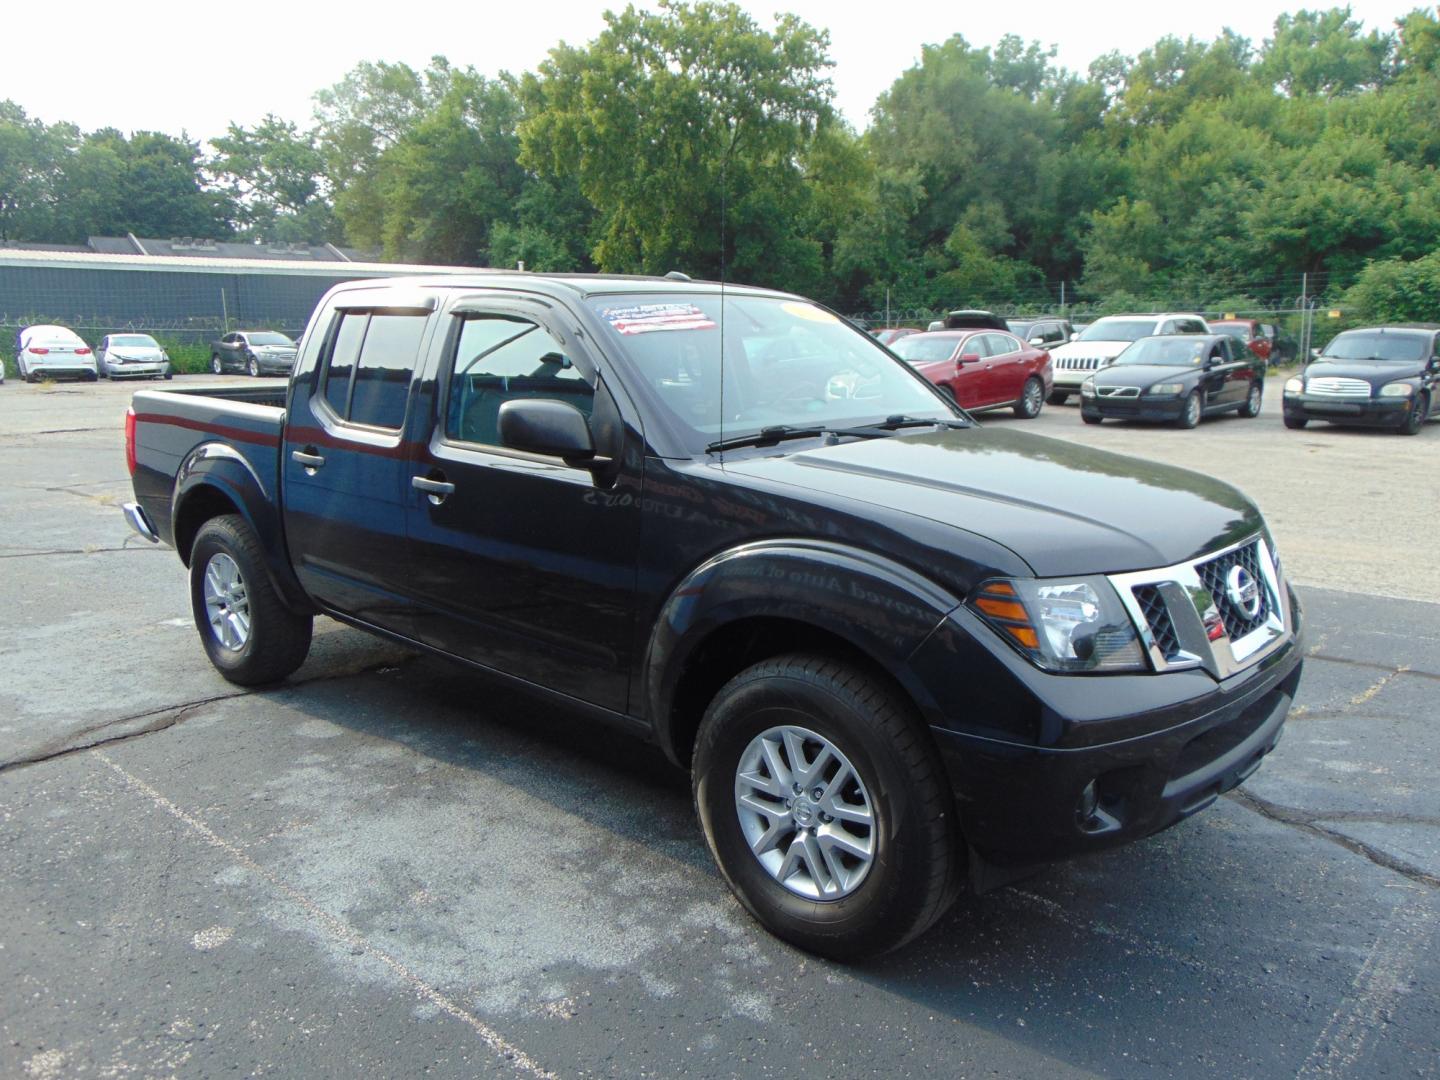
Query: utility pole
xmin=1060 ymin=281 xmax=1066 ymax=315
xmin=885 ymin=287 xmax=891 ymax=329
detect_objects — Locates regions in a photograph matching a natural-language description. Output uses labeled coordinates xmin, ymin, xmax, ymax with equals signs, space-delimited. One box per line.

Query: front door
xmin=404 ymin=300 xmax=640 ymax=713
xmin=983 ymin=332 xmax=1028 ymax=405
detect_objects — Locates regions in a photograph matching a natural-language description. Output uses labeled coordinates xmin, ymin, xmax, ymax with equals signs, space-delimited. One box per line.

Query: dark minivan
xmin=1283 ymin=326 xmax=1439 ymax=434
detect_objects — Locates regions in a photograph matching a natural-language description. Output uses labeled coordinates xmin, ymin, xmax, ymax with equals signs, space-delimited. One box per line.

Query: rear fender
xmin=644 ymin=539 xmax=961 ymax=764
xmin=173 ymin=443 xmax=313 ymax=614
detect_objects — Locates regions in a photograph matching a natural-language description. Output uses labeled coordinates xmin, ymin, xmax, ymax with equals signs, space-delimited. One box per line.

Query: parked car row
xmin=5 ymin=325 xmax=298 ymax=384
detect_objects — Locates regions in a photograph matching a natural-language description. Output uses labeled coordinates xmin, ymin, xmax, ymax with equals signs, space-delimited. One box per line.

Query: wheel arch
xmin=644 ymin=540 xmax=960 ymax=768
xmin=172 ymin=444 xmax=314 ymax=614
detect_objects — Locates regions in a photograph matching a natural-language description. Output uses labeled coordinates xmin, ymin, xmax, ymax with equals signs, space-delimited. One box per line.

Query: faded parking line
xmin=90 ymin=748 xmax=558 ymax=1080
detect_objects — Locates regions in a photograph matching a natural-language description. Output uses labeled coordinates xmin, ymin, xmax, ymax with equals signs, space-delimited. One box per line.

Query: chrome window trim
xmin=1108 ymin=534 xmax=1292 ymax=681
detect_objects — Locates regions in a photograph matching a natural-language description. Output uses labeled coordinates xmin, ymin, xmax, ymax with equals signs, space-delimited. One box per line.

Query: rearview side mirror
xmin=498 ymin=399 xmax=607 ymax=468
xmin=1028 ymin=337 xmax=1045 ymax=346
xmin=958 ymin=353 xmax=981 ymax=364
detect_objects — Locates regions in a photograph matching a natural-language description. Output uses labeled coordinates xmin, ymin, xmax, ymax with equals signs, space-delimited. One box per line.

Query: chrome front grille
xmin=1110 ymin=536 xmax=1290 ymax=679
xmin=1057 ymin=355 xmax=1106 ymax=370
xmin=1097 ymin=386 xmax=1141 ymax=398
xmin=1307 ymin=377 xmax=1371 ymax=397
xmin=1196 ymin=541 xmax=1270 ymax=640
xmin=1133 ymin=584 xmax=1181 ymax=660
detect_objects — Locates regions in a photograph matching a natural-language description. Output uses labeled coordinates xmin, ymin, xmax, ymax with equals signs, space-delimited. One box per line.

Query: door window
xmin=318 ymin=311 xmax=425 ymax=430
xmin=445 ymin=315 xmax=593 ymax=447
xmin=988 ymin=333 xmax=1022 ymax=355
xmin=960 ymin=335 xmax=989 ymax=359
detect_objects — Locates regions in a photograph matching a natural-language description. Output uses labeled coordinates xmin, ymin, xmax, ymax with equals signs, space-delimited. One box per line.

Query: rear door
xmin=402 ymin=296 xmax=641 ymax=712
xmin=282 ymin=291 xmax=436 ymax=632
xmin=984 ymin=332 xmax=1028 ymax=404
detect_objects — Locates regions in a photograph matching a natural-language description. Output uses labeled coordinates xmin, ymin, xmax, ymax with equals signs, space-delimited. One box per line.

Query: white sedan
xmin=15 ymin=325 xmax=98 ymax=382
xmin=97 ymin=334 xmax=173 ymax=380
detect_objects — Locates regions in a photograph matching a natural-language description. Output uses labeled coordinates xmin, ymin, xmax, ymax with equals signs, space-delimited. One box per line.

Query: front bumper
xmin=105 ymin=363 xmax=169 ymax=378
xmin=1283 ymin=393 xmax=1412 ymax=427
xmin=1053 ymin=367 xmax=1102 ymax=389
xmin=930 ymin=634 xmax=1301 ymax=869
xmin=1082 ymin=394 xmax=1186 ymax=421
xmin=908 ymin=537 xmax=1303 ymax=872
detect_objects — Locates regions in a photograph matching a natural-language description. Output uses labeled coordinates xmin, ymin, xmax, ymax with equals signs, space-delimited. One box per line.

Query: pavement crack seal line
xmin=0 ymin=694 xmax=246 ymax=775
xmin=89 ymin=749 xmax=558 ymax=1080
xmin=1227 ymin=788 xmax=1440 ymax=890
xmin=0 ymin=654 xmax=420 ymax=775
xmin=0 ymin=545 xmax=168 ymax=560
xmin=1306 ymin=651 xmax=1440 ymax=682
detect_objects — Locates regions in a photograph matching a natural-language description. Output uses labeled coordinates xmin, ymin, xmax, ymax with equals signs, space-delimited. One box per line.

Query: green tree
xmin=209 ymin=115 xmax=336 ymax=243
xmin=518 ymin=0 xmax=836 ymax=286
xmin=1254 ymin=8 xmax=1395 ymax=97
xmin=1341 ymin=249 xmax=1440 ymax=320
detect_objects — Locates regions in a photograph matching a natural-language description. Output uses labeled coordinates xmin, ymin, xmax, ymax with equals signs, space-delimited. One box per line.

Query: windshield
xmin=247 ymin=332 xmax=294 ymax=346
xmin=1211 ymin=323 xmax=1250 ymax=342
xmin=1113 ymin=337 xmax=1211 ymax=367
xmin=891 ymin=335 xmax=963 ymax=363
xmin=112 ymin=335 xmax=159 ymax=348
xmin=1077 ymin=318 xmax=1155 ymax=343
xmin=1005 ymin=320 xmax=1035 ymax=336
xmin=589 ymin=294 xmax=952 ymax=451
xmin=1321 ymin=331 xmax=1428 ymax=363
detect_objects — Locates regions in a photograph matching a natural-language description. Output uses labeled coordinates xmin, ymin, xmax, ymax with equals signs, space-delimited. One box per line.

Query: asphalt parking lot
xmin=2 ymin=374 xmax=1437 ymax=1078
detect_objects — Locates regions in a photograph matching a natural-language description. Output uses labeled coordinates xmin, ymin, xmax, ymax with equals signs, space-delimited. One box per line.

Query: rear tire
xmin=693 ymin=654 xmax=961 ymax=960
xmin=189 ymin=515 xmax=312 ymax=686
xmin=211 ymin=354 xmax=223 ymax=375
xmin=1241 ymin=381 xmax=1263 ymax=418
xmin=1013 ymin=377 xmax=1044 ymax=419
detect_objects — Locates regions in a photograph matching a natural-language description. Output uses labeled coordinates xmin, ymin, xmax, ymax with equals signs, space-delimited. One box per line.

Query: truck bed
xmin=129 ymin=383 xmax=288 ymax=551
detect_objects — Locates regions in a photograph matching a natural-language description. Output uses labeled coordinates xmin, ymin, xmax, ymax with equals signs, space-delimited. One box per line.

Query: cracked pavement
xmin=1 ymin=378 xmax=1437 ymax=1078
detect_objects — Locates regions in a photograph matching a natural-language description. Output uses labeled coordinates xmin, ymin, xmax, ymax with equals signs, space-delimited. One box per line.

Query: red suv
xmin=891 ymin=329 xmax=1053 ymax=418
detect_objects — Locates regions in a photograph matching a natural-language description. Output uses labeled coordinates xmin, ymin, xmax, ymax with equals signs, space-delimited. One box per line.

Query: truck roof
xmin=335 ymin=272 xmax=796 ymax=303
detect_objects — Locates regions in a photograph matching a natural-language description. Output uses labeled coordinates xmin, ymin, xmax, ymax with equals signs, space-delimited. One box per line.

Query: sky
xmin=0 ymin=0 xmax=1419 ymax=141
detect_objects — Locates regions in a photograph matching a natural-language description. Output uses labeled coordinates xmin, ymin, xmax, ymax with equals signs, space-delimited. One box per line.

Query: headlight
xmin=970 ymin=577 xmax=1147 ymax=673
xmin=1284 ymin=377 xmax=1303 ymax=393
xmin=1080 ymin=379 xmax=1096 ymax=397
xmin=1379 ymin=382 xmax=1414 ymax=397
xmin=1147 ymin=383 xmax=1184 ymax=396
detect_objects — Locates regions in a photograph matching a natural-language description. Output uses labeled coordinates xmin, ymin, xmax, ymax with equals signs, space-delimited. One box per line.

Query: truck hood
xmin=723 ymin=427 xmax=1261 ymax=577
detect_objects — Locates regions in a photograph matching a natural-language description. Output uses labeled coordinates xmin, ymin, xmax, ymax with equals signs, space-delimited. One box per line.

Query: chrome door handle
xmin=412 ymin=475 xmax=455 ymax=504
xmin=291 ymin=449 xmax=325 ymax=469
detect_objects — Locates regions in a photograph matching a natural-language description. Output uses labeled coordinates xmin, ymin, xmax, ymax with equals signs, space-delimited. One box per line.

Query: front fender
xmin=173 ymin=443 xmax=313 ymax=614
xmin=644 ymin=539 xmax=962 ymax=763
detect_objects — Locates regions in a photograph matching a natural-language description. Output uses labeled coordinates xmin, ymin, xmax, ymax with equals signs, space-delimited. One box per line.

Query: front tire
xmin=1283 ymin=414 xmax=1308 ymax=430
xmin=247 ymin=356 xmax=260 ymax=377
xmin=1400 ymin=393 xmax=1429 ymax=435
xmin=693 ymin=654 xmax=961 ymax=960
xmin=1081 ymin=411 xmax=1102 ymax=425
xmin=189 ymin=515 xmax=312 ymax=685
xmin=1176 ymin=390 xmax=1202 ymax=429
xmin=1013 ymin=377 xmax=1044 ymax=419
xmin=1048 ymin=390 xmax=1069 ymax=406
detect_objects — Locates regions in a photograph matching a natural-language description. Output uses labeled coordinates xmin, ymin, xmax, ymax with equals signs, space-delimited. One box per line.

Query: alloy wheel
xmin=733 ymin=724 xmax=876 ymax=901
xmin=202 ymin=552 xmax=250 ymax=650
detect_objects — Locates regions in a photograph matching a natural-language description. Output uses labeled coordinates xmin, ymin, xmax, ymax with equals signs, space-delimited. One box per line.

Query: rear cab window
xmin=317 ymin=308 xmax=429 ymax=431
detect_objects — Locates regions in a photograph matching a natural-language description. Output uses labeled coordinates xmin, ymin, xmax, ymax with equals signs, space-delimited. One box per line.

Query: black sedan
xmin=1283 ymin=326 xmax=1439 ymax=435
xmin=1080 ymin=334 xmax=1264 ymax=428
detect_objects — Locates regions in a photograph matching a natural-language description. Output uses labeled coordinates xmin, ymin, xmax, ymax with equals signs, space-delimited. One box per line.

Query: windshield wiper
xmin=705 ymin=415 xmax=967 ymax=453
xmin=706 ymin=425 xmax=828 ymax=453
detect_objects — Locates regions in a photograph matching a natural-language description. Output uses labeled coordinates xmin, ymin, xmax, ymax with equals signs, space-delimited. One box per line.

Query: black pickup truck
xmin=123 ymin=274 xmax=1303 ymax=958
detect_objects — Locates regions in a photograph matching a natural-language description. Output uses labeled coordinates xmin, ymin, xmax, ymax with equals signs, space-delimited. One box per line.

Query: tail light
xmin=124 ymin=407 xmax=137 ymax=476
xmin=75 ymin=347 xmax=92 ymax=355
xmin=28 ymin=346 xmax=49 ymax=355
